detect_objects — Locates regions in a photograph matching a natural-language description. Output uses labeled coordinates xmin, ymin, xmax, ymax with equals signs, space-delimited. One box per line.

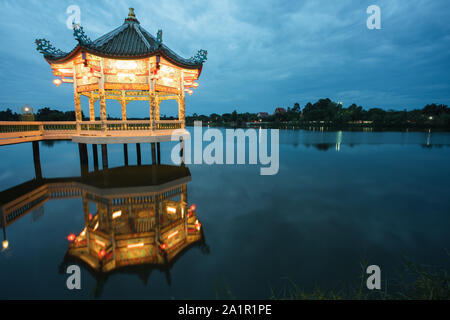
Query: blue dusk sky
xmin=0 ymin=0 xmax=449 ymax=118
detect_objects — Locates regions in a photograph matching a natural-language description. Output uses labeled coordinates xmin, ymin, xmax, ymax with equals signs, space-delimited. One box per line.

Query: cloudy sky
xmin=0 ymin=0 xmax=449 ymax=117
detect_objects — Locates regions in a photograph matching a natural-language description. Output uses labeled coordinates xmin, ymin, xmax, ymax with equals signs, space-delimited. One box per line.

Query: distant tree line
xmin=186 ymin=99 xmax=450 ymax=129
xmin=1 ymin=99 xmax=450 ymax=129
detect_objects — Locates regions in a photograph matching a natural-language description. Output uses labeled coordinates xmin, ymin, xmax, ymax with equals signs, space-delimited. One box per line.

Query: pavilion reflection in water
xmin=0 ymin=164 xmax=208 ymax=283
xmin=66 ymin=165 xmax=205 ymax=273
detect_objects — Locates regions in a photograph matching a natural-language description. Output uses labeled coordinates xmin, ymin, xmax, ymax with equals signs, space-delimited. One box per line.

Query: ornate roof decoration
xmin=189 ymin=49 xmax=208 ymax=64
xmin=156 ymin=29 xmax=163 ymax=46
xmin=35 ymin=39 xmax=67 ymax=57
xmin=73 ymin=25 xmax=93 ymax=46
xmin=35 ymin=8 xmax=206 ymax=69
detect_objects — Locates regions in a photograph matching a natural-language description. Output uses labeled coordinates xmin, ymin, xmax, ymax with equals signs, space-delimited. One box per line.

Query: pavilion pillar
xmin=75 ymin=93 xmax=82 ymax=131
xmin=88 ymin=93 xmax=96 ymax=121
xmin=121 ymin=91 xmax=127 ymax=130
xmin=92 ymin=144 xmax=99 ymax=171
xmin=136 ymin=143 xmax=142 ymax=166
xmin=78 ymin=143 xmax=89 ymax=177
xmin=32 ymin=141 xmax=42 ymax=180
xmin=101 ymin=144 xmax=108 ymax=169
xmin=156 ymin=98 xmax=160 ymax=121
xmin=157 ymin=142 xmax=161 ymax=164
xmin=123 ymin=144 xmax=128 ymax=166
xmin=99 ymin=59 xmax=107 ymax=132
xmin=151 ymin=143 xmax=156 ymax=165
xmin=179 ymin=71 xmax=185 ymax=128
xmin=178 ymin=94 xmax=185 ymax=129
xmin=149 ymin=60 xmax=156 ymax=131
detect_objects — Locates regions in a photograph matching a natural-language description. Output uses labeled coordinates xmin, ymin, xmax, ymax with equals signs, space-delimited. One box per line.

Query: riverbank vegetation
xmin=1 ymin=99 xmax=449 ymax=130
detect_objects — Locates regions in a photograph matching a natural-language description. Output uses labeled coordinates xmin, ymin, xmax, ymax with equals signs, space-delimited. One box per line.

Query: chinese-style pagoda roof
xmin=35 ymin=8 xmax=207 ymax=69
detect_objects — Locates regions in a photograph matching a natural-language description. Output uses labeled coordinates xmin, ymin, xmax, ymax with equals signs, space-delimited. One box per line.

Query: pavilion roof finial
xmin=125 ymin=7 xmax=139 ymax=24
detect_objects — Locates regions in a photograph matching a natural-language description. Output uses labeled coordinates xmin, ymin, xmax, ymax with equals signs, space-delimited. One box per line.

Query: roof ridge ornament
xmin=35 ymin=38 xmax=66 ymax=57
xmin=189 ymin=49 xmax=208 ymax=64
xmin=73 ymin=24 xmax=93 ymax=46
xmin=125 ymin=7 xmax=140 ymax=24
xmin=156 ymin=30 xmax=163 ymax=46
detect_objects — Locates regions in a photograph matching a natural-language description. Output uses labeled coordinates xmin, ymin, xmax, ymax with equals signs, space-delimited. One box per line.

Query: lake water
xmin=0 ymin=128 xmax=449 ymax=299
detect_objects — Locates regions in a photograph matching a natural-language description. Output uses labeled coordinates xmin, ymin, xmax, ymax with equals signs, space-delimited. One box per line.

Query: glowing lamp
xmin=187 ymin=89 xmax=193 ymax=96
xmin=89 ymin=213 xmax=93 ymax=220
xmin=190 ymin=204 xmax=196 ymax=211
xmin=112 ymin=210 xmax=122 ymax=219
xmin=195 ymin=219 xmax=201 ymax=231
xmin=53 ymin=79 xmax=62 ymax=87
xmin=67 ymin=233 xmax=76 ymax=242
xmin=98 ymin=249 xmax=106 ymax=259
xmin=2 ymin=240 xmax=8 ymax=250
xmin=193 ymin=82 xmax=199 ymax=88
xmin=127 ymin=242 xmax=144 ymax=249
xmin=166 ymin=206 xmax=177 ymax=214
xmin=160 ymin=243 xmax=167 ymax=250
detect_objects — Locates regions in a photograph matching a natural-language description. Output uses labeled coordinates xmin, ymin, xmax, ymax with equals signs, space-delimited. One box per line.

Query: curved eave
xmin=44 ymin=44 xmax=203 ymax=72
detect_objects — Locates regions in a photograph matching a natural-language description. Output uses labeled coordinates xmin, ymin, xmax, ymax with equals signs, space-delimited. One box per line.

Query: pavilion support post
xmin=75 ymin=93 xmax=82 ymax=131
xmin=82 ymin=191 xmax=90 ymax=249
xmin=157 ymin=142 xmax=161 ymax=164
xmin=78 ymin=143 xmax=89 ymax=177
xmin=151 ymin=143 xmax=156 ymax=165
xmin=92 ymin=144 xmax=99 ymax=171
xmin=32 ymin=141 xmax=42 ymax=180
xmin=179 ymin=71 xmax=185 ymax=128
xmin=156 ymin=98 xmax=160 ymax=121
xmin=149 ymin=60 xmax=156 ymax=131
xmin=180 ymin=137 xmax=185 ymax=165
xmin=136 ymin=143 xmax=142 ymax=166
xmin=99 ymin=59 xmax=107 ymax=132
xmin=121 ymin=91 xmax=127 ymax=130
xmin=123 ymin=144 xmax=128 ymax=166
xmin=88 ymin=93 xmax=95 ymax=121
xmin=101 ymin=144 xmax=108 ymax=169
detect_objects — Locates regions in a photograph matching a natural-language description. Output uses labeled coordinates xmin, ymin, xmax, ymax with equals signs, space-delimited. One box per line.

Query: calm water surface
xmin=0 ymin=129 xmax=449 ymax=299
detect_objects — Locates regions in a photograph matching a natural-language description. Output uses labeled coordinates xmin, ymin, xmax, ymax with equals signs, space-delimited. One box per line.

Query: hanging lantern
xmin=193 ymin=82 xmax=199 ymax=88
xmin=67 ymin=233 xmax=76 ymax=242
xmin=2 ymin=240 xmax=8 ymax=250
xmin=190 ymin=204 xmax=196 ymax=211
xmin=53 ymin=79 xmax=62 ymax=87
xmin=98 ymin=249 xmax=106 ymax=259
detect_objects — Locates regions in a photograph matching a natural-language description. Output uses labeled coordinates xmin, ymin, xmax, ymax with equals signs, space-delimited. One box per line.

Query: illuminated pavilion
xmin=34 ymin=8 xmax=207 ymax=144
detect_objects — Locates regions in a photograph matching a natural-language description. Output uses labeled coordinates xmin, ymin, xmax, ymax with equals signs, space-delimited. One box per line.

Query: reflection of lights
xmin=127 ymin=242 xmax=144 ymax=249
xmin=24 ymin=107 xmax=30 ymax=112
xmin=112 ymin=210 xmax=122 ymax=219
xmin=168 ymin=230 xmax=179 ymax=239
xmin=2 ymin=240 xmax=8 ymax=250
xmin=53 ymin=79 xmax=62 ymax=87
xmin=429 ymin=116 xmax=433 ymax=120
xmin=336 ymin=131 xmax=342 ymax=152
xmin=93 ymin=221 xmax=99 ymax=231
xmin=166 ymin=206 xmax=177 ymax=214
xmin=80 ymin=228 xmax=86 ymax=237
xmin=67 ymin=234 xmax=76 ymax=242
xmin=115 ymin=60 xmax=138 ymax=70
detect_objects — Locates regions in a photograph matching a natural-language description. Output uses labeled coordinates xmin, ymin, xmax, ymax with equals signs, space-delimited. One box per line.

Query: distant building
xmin=257 ymin=112 xmax=269 ymax=118
xmin=275 ymin=107 xmax=286 ymax=114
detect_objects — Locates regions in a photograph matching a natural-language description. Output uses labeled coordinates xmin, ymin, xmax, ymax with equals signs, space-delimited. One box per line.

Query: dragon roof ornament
xmin=35 ymin=39 xmax=66 ymax=57
xmin=189 ymin=49 xmax=208 ymax=64
xmin=72 ymin=24 xmax=92 ymax=46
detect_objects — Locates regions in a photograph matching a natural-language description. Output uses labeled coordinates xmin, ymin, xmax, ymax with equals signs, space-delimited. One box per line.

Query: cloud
xmin=0 ymin=0 xmax=449 ymax=115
